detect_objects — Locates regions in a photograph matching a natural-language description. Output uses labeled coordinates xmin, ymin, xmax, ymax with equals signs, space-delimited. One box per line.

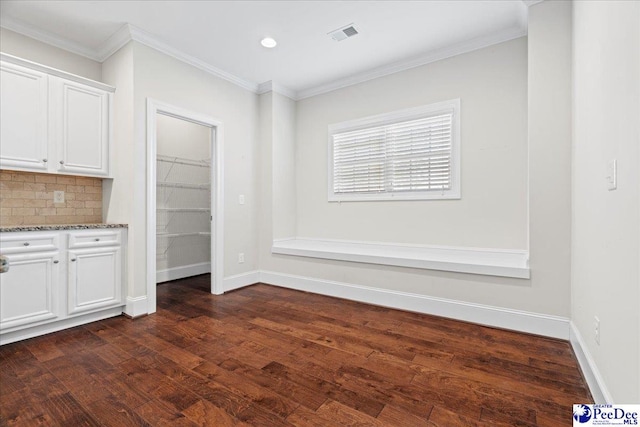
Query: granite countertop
xmin=0 ymin=224 xmax=128 ymax=232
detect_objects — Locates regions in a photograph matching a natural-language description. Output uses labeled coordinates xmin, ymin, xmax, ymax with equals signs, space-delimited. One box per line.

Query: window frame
xmin=327 ymin=99 xmax=461 ymax=202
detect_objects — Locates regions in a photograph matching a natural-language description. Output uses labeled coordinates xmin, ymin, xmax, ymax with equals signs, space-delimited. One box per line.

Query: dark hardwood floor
xmin=1 ymin=274 xmax=592 ymax=426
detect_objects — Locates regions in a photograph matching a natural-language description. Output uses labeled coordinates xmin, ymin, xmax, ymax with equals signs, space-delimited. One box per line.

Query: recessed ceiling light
xmin=261 ymin=37 xmax=277 ymax=48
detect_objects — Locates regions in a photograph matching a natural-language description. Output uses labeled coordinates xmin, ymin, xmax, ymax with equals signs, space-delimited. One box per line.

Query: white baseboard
xmin=259 ymin=270 xmax=569 ymax=339
xmin=223 ymin=270 xmax=260 ymax=292
xmin=125 ymin=295 xmax=148 ymax=318
xmin=0 ymin=307 xmax=123 ymax=345
xmin=156 ymin=262 xmax=211 ymax=283
xmin=570 ymin=321 xmax=612 ymax=403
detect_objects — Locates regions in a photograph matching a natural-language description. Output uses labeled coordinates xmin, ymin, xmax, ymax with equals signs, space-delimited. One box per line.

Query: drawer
xmin=68 ymin=230 xmax=121 ymax=249
xmin=0 ymin=233 xmax=59 ymax=254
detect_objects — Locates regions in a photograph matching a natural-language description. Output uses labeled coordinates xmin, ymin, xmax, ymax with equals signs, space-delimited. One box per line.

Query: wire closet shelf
xmin=156 ymin=154 xmax=211 ymax=258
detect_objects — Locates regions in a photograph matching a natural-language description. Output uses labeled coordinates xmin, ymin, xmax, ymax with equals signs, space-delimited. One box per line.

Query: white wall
xmin=572 ymin=0 xmax=640 ymax=403
xmin=259 ymin=24 xmax=573 ymax=320
xmin=295 ymin=37 xmax=528 ymax=249
xmin=0 ymin=28 xmax=101 ymax=81
xmin=526 ymin=0 xmax=573 ymax=322
xmin=258 ymin=92 xmax=274 ymax=269
xmin=272 ymin=92 xmax=297 ymax=240
xmin=102 ymin=42 xmax=135 ymax=301
xmin=156 ymin=114 xmax=210 ymax=160
xmin=4 ymin=3 xmax=639 ymax=403
xmin=129 ymin=43 xmax=259 ymax=298
xmin=7 ymin=2 xmax=637 ymax=403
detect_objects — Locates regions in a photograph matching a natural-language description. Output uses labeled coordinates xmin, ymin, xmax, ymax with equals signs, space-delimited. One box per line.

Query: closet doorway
xmin=146 ymin=99 xmax=224 ymax=314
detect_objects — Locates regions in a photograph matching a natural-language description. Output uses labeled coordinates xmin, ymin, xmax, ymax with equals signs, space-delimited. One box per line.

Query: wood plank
xmin=0 ymin=388 xmax=57 ymax=426
xmin=0 ymin=278 xmax=592 ymax=426
xmin=377 ymin=404 xmax=436 ymax=426
xmin=428 ymin=405 xmax=514 ymax=427
xmin=136 ymin=399 xmax=200 ymax=427
xmin=193 ymin=360 xmax=301 ymax=419
xmin=261 ymin=361 xmax=386 ymax=418
xmin=24 ymin=337 xmax=65 ymax=362
xmin=181 ymin=399 xmax=250 ymax=427
xmin=219 ymin=358 xmax=328 ymax=411
xmin=41 ymin=392 xmax=101 ymax=427
xmin=86 ymin=395 xmax=152 ymax=427
xmin=315 ymin=400 xmax=388 ymax=427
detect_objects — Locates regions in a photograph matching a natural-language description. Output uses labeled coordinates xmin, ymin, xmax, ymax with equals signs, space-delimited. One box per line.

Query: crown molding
xmin=0 ymin=18 xmax=258 ymax=93
xmin=257 ymin=81 xmax=297 ymax=100
xmin=296 ymin=26 xmax=527 ymax=100
xmin=0 ymin=16 xmax=102 ymax=61
xmin=257 ymin=81 xmax=272 ymax=94
xmin=124 ymin=24 xmax=258 ymax=93
xmin=96 ymin=23 xmax=132 ymax=61
xmin=2 ymin=16 xmax=528 ymax=101
xmin=522 ymin=0 xmax=544 ymax=6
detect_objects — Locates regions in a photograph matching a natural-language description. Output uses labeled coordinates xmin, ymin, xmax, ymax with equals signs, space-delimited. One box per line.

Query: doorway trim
xmin=146 ymin=98 xmax=224 ymax=314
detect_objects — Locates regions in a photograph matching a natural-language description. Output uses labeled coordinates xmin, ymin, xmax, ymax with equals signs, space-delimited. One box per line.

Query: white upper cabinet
xmin=0 ymin=61 xmax=49 ymax=172
xmin=0 ymin=53 xmax=114 ymax=178
xmin=52 ymin=78 xmax=110 ymax=176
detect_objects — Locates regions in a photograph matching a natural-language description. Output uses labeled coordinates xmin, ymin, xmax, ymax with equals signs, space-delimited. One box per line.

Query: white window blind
xmin=329 ymin=100 xmax=460 ymax=201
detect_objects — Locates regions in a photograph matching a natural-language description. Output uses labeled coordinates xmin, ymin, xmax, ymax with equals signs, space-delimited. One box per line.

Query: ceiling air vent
xmin=328 ymin=24 xmax=359 ymax=42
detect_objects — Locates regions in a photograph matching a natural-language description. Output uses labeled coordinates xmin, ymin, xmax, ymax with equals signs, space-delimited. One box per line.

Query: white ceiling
xmin=0 ymin=1 xmax=529 ymax=99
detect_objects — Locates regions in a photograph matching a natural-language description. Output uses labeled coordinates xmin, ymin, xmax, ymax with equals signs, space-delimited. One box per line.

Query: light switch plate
xmin=239 ymin=194 xmax=245 ymax=205
xmin=606 ymin=159 xmax=617 ymax=191
xmin=53 ymin=190 xmax=65 ymax=203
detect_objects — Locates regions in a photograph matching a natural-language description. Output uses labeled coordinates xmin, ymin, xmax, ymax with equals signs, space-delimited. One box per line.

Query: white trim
xmin=569 ymin=322 xmax=613 ymax=404
xmin=0 ymin=307 xmax=123 ymax=346
xmin=223 ymin=271 xmax=260 ymax=292
xmin=0 ymin=52 xmax=115 ymax=92
xmin=96 ymin=23 xmax=133 ymax=61
xmin=124 ymin=296 xmax=148 ymax=319
xmin=257 ymin=81 xmax=297 ymax=100
xmin=272 ymin=238 xmax=530 ymax=279
xmin=296 ymin=28 xmax=527 ymax=100
xmin=0 ymin=17 xmax=102 ymax=61
xmin=2 ymin=20 xmax=526 ymax=101
xmin=259 ymin=271 xmax=567 ymax=339
xmin=522 ymin=0 xmax=544 ymax=7
xmin=146 ymin=98 xmax=225 ymax=315
xmin=156 ymin=262 xmax=211 ymax=284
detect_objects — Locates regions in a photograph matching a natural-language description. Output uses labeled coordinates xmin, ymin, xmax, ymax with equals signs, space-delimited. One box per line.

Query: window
xmin=328 ymin=99 xmax=460 ymax=201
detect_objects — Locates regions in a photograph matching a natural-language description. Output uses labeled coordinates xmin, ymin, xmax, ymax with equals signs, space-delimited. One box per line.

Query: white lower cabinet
xmin=0 ymin=251 xmax=60 ymax=330
xmin=68 ymin=246 xmax=121 ymax=315
xmin=0 ymin=228 xmax=126 ymax=344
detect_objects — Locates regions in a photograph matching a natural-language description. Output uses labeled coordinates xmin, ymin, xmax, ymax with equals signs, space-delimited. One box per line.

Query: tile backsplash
xmin=0 ymin=170 xmax=103 ymax=226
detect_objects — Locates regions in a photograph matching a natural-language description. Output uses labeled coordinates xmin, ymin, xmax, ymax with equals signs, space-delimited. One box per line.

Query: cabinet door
xmin=0 ymin=251 xmax=60 ymax=331
xmin=68 ymin=247 xmax=121 ymax=315
xmin=0 ymin=61 xmax=49 ymax=172
xmin=52 ymin=78 xmax=110 ymax=177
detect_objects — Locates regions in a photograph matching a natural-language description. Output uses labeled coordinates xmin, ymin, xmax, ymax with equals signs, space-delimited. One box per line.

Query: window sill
xmin=271 ymin=238 xmax=530 ymax=279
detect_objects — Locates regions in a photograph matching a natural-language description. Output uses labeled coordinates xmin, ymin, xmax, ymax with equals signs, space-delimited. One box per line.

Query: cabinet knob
xmin=23 ymin=242 xmax=30 ymax=246
xmin=95 ymin=238 xmax=100 ymax=242
xmin=71 ymin=258 xmax=77 ymax=262
xmin=53 ymin=260 xmax=59 ymax=264
xmin=59 ymin=160 xmax=64 ymax=165
xmin=43 ymin=159 xmax=48 ymax=163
